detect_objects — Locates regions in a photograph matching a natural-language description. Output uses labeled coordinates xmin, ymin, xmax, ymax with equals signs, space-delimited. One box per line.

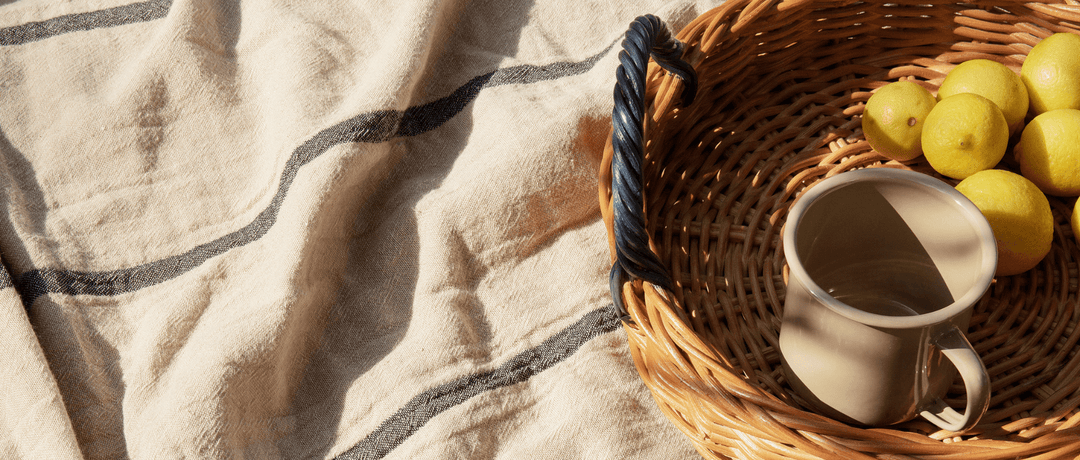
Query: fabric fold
xmin=0 ymin=0 xmax=715 ymax=458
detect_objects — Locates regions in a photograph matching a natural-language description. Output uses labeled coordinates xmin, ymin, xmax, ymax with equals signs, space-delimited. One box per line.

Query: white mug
xmin=780 ymin=168 xmax=996 ymax=433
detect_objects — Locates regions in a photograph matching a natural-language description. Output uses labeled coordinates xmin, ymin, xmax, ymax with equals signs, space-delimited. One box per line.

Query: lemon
xmin=1016 ymin=108 xmax=1080 ymax=196
xmin=938 ymin=59 xmax=1029 ymax=135
xmin=862 ymin=81 xmax=937 ymax=161
xmin=1021 ymin=32 xmax=1080 ymax=115
xmin=921 ymin=93 xmax=1009 ymax=179
xmin=956 ymin=169 xmax=1054 ymax=277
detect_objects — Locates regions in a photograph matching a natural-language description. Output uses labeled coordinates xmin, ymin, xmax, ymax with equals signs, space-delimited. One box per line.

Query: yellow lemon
xmin=921 ymin=93 xmax=1009 ymax=179
xmin=862 ymin=81 xmax=937 ymax=161
xmin=1021 ymin=32 xmax=1080 ymax=115
xmin=938 ymin=59 xmax=1029 ymax=135
xmin=956 ymin=169 xmax=1054 ymax=277
xmin=1016 ymin=108 xmax=1080 ymax=196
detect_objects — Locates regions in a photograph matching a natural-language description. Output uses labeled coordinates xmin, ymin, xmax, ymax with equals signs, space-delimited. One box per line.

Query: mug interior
xmin=786 ymin=169 xmax=997 ymax=327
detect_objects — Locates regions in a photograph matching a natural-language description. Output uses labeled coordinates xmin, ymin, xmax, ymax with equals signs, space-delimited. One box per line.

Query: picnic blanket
xmin=0 ymin=0 xmax=722 ymax=458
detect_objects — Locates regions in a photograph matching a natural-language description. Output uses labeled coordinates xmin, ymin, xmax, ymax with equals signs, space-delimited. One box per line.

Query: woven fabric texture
xmin=0 ymin=0 xmax=719 ymax=458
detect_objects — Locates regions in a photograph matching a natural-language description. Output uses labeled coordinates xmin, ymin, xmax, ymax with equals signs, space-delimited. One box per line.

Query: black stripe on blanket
xmin=335 ymin=304 xmax=624 ymax=460
xmin=0 ymin=262 xmax=13 ymax=290
xmin=14 ymin=42 xmax=615 ymax=306
xmin=0 ymin=0 xmax=171 ymax=46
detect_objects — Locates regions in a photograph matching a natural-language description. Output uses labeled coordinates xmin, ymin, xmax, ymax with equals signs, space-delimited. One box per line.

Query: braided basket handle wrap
xmin=610 ymin=15 xmax=697 ymax=321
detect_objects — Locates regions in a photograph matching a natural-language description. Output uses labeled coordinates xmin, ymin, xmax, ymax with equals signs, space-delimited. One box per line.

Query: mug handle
xmin=918 ymin=326 xmax=991 ymax=433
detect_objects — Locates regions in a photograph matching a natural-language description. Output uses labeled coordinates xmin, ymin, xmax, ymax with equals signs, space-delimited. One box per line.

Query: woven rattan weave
xmin=599 ymin=1 xmax=1080 ymax=458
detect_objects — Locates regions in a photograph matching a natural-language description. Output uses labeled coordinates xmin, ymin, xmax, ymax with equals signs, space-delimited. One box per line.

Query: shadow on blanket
xmin=285 ymin=1 xmax=538 ymax=458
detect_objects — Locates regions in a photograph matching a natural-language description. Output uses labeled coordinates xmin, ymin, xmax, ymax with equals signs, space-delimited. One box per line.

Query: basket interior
xmin=639 ymin=0 xmax=1080 ymax=440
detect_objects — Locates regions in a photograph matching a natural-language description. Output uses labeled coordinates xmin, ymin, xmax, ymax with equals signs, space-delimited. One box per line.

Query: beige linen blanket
xmin=0 ymin=0 xmax=722 ymax=458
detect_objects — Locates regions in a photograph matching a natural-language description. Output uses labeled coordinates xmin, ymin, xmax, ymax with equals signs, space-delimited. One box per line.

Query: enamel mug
xmin=779 ymin=168 xmax=996 ymax=433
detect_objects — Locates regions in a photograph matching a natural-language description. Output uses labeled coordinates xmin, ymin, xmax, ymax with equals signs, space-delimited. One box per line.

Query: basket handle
xmin=609 ymin=15 xmax=697 ymax=320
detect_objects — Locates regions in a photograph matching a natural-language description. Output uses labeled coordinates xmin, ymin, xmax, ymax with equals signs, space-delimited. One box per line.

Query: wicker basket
xmin=599 ymin=2 xmax=1080 ymax=459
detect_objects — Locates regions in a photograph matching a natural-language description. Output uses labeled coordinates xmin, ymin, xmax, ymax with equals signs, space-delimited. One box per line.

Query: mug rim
xmin=782 ymin=168 xmax=998 ymax=329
